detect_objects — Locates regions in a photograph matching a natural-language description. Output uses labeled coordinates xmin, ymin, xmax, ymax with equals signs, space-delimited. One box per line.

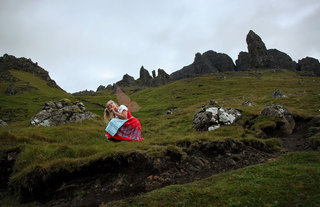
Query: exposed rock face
xmin=116 ymin=74 xmax=136 ymax=87
xmin=240 ymin=30 xmax=297 ymax=70
xmin=152 ymin=69 xmax=170 ymax=86
xmin=193 ymin=106 xmax=241 ymax=131
xmin=30 ymin=99 xmax=95 ymax=126
xmin=170 ymin=50 xmax=236 ymax=81
xmin=96 ymin=85 xmax=106 ymax=92
xmin=137 ymin=66 xmax=153 ymax=86
xmin=261 ymin=104 xmax=295 ymax=135
xmin=0 ymin=54 xmax=63 ymax=90
xmin=235 ymin=52 xmax=250 ymax=71
xmin=72 ymin=90 xmax=96 ymax=96
xmin=298 ymin=57 xmax=320 ymax=76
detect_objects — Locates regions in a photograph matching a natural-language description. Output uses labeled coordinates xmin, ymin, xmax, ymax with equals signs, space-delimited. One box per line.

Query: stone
xmin=298 ymin=57 xmax=320 ymax=76
xmin=261 ymin=104 xmax=295 ymax=135
xmin=209 ymin=100 xmax=219 ymax=106
xmin=30 ymin=100 xmax=95 ymax=127
xmin=5 ymin=84 xmax=18 ymax=95
xmin=137 ymin=66 xmax=153 ymax=86
xmin=170 ymin=50 xmax=236 ymax=81
xmin=0 ymin=119 xmax=8 ymax=127
xmin=246 ymin=30 xmax=268 ymax=68
xmin=271 ymin=89 xmax=287 ymax=98
xmin=241 ymin=100 xmax=254 ymax=106
xmin=193 ymin=106 xmax=241 ymax=131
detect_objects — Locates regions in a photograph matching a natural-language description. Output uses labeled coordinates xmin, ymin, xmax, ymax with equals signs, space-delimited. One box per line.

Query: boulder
xmin=261 ymin=104 xmax=295 ymax=135
xmin=193 ymin=106 xmax=241 ymax=131
xmin=152 ymin=69 xmax=170 ymax=86
xmin=30 ymin=99 xmax=95 ymax=126
xmin=271 ymin=89 xmax=287 ymax=98
xmin=170 ymin=50 xmax=236 ymax=81
xmin=298 ymin=57 xmax=320 ymax=76
xmin=246 ymin=30 xmax=269 ymax=68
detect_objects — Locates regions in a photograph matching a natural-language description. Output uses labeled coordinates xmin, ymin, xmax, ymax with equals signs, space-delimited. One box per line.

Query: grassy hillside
xmin=0 ymin=69 xmax=320 ymax=206
xmin=0 ymin=70 xmax=74 ymax=124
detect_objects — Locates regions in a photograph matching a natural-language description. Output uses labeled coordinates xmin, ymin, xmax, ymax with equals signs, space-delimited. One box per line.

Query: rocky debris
xmin=261 ymin=104 xmax=295 ymax=136
xmin=30 ymin=99 xmax=95 ymax=126
xmin=298 ymin=57 xmax=320 ymax=76
xmin=239 ymin=30 xmax=297 ymax=70
xmin=5 ymin=84 xmax=18 ymax=95
xmin=170 ymin=50 xmax=236 ymax=81
xmin=241 ymin=100 xmax=254 ymax=106
xmin=235 ymin=51 xmax=250 ymax=71
xmin=193 ymin=106 xmax=241 ymax=131
xmin=0 ymin=54 xmax=63 ymax=90
xmin=0 ymin=119 xmax=8 ymax=127
xmin=116 ymin=74 xmax=136 ymax=88
xmin=271 ymin=89 xmax=287 ymax=98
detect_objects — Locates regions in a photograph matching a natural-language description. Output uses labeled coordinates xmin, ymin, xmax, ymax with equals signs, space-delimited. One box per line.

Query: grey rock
xmin=5 ymin=84 xmax=18 ymax=95
xmin=298 ymin=57 xmax=320 ymax=76
xmin=116 ymin=74 xmax=136 ymax=87
xmin=31 ymin=100 xmax=95 ymax=127
xmin=96 ymin=85 xmax=106 ymax=92
xmin=0 ymin=119 xmax=8 ymax=127
xmin=170 ymin=50 xmax=236 ymax=81
xmin=261 ymin=104 xmax=295 ymax=135
xmin=193 ymin=106 xmax=241 ymax=131
xmin=235 ymin=51 xmax=250 ymax=71
xmin=271 ymin=89 xmax=287 ymax=98
xmin=241 ymin=100 xmax=254 ymax=106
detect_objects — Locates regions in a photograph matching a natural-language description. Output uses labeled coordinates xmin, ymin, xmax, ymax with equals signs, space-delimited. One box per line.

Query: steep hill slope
xmin=0 ymin=55 xmax=73 ymax=123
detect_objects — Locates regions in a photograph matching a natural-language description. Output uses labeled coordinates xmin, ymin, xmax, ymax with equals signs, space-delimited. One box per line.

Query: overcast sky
xmin=1 ymin=0 xmax=320 ymax=93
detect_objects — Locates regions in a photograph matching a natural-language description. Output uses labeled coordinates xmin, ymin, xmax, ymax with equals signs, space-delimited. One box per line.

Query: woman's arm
xmin=112 ymin=109 xmax=128 ymax=119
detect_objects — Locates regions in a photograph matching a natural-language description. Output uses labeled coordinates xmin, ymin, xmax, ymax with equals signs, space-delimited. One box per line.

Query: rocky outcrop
xmin=0 ymin=54 xmax=63 ymax=90
xmin=30 ymin=99 xmax=95 ymax=126
xmin=261 ymin=104 xmax=295 ymax=136
xmin=151 ymin=69 xmax=170 ymax=86
xmin=96 ymin=85 xmax=106 ymax=92
xmin=170 ymin=50 xmax=236 ymax=81
xmin=235 ymin=52 xmax=250 ymax=71
xmin=193 ymin=106 xmax=241 ymax=131
xmin=115 ymin=74 xmax=136 ymax=88
xmin=136 ymin=66 xmax=153 ymax=86
xmin=5 ymin=84 xmax=18 ymax=95
xmin=72 ymin=90 xmax=96 ymax=96
xmin=298 ymin=57 xmax=320 ymax=76
xmin=242 ymin=30 xmax=298 ymax=70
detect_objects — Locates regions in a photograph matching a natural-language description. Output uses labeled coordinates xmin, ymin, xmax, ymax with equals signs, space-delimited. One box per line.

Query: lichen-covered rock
xmin=193 ymin=106 xmax=241 ymax=131
xmin=30 ymin=99 xmax=95 ymax=126
xmin=261 ymin=104 xmax=295 ymax=135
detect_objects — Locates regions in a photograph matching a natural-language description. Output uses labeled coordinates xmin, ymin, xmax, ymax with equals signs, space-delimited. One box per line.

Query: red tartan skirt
xmin=105 ymin=117 xmax=144 ymax=141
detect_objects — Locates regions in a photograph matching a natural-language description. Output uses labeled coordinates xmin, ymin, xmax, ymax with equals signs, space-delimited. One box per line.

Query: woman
xmin=104 ymin=100 xmax=144 ymax=141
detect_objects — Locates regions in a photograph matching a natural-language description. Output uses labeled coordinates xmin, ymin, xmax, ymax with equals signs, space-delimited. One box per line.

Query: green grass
xmin=104 ymin=151 xmax=320 ymax=207
xmin=0 ymin=69 xmax=320 ymax=205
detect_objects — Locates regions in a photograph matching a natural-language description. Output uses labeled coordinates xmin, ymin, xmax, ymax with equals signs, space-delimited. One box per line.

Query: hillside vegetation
xmin=1 ymin=69 xmax=320 ymax=206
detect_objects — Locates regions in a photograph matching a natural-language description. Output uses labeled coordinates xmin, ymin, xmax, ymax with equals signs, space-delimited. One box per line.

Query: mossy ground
xmin=0 ymin=69 xmax=320 ymax=206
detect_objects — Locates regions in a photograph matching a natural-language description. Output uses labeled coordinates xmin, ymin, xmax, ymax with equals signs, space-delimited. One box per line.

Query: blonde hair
xmin=103 ymin=100 xmax=118 ymax=124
